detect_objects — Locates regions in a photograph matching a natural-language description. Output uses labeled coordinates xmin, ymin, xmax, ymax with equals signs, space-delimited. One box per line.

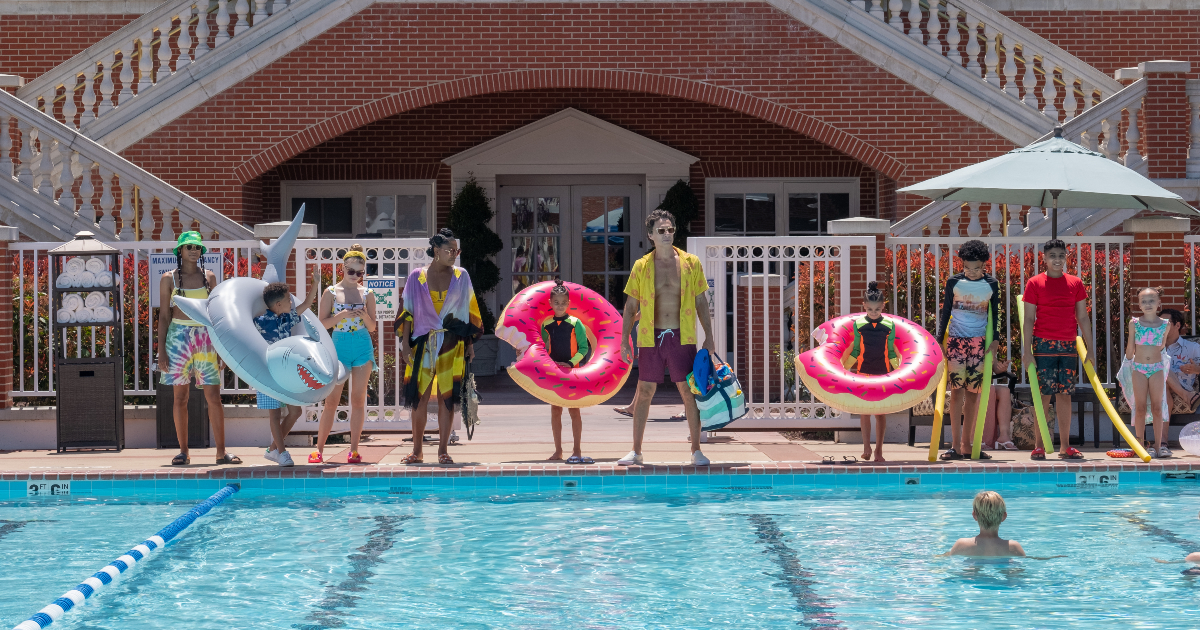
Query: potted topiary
xmin=657 ymin=179 xmax=699 ymax=249
xmin=447 ymin=174 xmax=503 ymax=375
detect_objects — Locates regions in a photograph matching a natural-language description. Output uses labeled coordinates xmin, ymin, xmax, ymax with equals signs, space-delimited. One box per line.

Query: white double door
xmin=498 ymin=185 xmax=643 ymax=310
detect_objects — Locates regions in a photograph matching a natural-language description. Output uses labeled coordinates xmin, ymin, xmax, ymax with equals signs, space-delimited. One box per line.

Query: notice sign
xmin=149 ymin=253 xmax=225 ymax=308
xmin=366 ymin=277 xmax=398 ymax=319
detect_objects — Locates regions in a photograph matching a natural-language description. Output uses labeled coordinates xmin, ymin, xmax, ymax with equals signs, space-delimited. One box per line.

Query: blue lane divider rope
xmin=11 ymin=483 xmax=240 ymax=630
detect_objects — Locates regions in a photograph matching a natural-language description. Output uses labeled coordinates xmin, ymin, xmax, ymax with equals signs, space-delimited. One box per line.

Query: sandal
xmin=438 ymin=453 xmax=455 ymax=465
xmin=347 ymin=451 xmax=362 ymax=464
xmin=614 ymin=408 xmax=633 ymax=417
xmin=565 ymin=455 xmax=595 ymax=465
xmin=999 ymin=441 xmax=1018 ymax=450
xmin=401 ymin=452 xmax=423 ymax=465
xmin=171 ymin=452 xmax=190 ymax=466
xmin=1058 ymin=447 xmax=1085 ymax=460
xmin=308 ymin=451 xmax=324 ymax=464
xmin=215 ymin=453 xmax=243 ymax=465
xmin=670 ymin=413 xmax=687 ymax=421
xmin=972 ymin=451 xmax=993 ymax=460
xmin=940 ymin=448 xmax=963 ymax=461
xmin=1030 ymin=447 xmax=1047 ymax=460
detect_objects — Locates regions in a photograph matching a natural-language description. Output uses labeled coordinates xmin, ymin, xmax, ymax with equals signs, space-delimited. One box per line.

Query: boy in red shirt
xmin=1021 ymin=239 xmax=1094 ymax=460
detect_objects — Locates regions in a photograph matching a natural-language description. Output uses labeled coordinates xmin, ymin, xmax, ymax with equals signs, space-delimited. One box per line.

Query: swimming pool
xmin=3 ymin=473 xmax=1199 ymax=629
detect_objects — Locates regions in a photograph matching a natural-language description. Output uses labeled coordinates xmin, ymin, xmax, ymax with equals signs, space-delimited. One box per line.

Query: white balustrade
xmin=118 ymin=179 xmax=135 ymax=240
xmin=235 ymin=0 xmax=250 ymax=35
xmin=137 ymin=33 xmax=153 ymax=95
xmin=140 ymin=189 xmax=156 ymax=239
xmin=983 ymin=23 xmax=999 ymax=86
xmin=0 ymin=119 xmax=11 ymax=179
xmin=965 ymin=13 xmax=981 ymax=76
xmin=888 ymin=0 xmax=903 ymax=30
xmin=1041 ymin=56 xmax=1057 ymax=121
xmin=79 ymin=160 xmax=95 ymax=222
xmin=119 ymin=48 xmax=134 ymax=104
xmin=178 ymin=6 xmax=194 ymax=70
xmin=966 ymin=202 xmax=982 ymax=237
xmin=986 ymin=202 xmax=1002 ymax=236
xmin=36 ymin=130 xmax=54 ymax=197
xmin=215 ymin=0 xmax=231 ymax=46
xmin=62 ymin=74 xmax=78 ymax=128
xmin=196 ymin=1 xmax=212 ymax=58
xmin=908 ymin=0 xmax=923 ymax=42
xmin=60 ymin=153 xmax=77 ymax=213
xmin=1006 ymin=205 xmax=1023 ymax=234
xmin=16 ymin=122 xmax=34 ymax=187
xmin=1001 ymin=35 xmax=1018 ymax=97
xmin=945 ymin=4 xmax=961 ymax=65
xmin=80 ymin=64 xmax=97 ymax=125
xmin=157 ymin=16 xmax=174 ymax=80
xmin=926 ymin=0 xmax=941 ymax=53
xmin=1062 ymin=69 xmax=1078 ymax=123
xmin=98 ymin=167 xmax=116 ymax=234
xmin=253 ymin=0 xmax=268 ymax=26
xmin=1021 ymin=44 xmax=1038 ymax=108
xmin=869 ymin=0 xmax=884 ymax=21
xmin=1101 ymin=117 xmax=1119 ymax=161
xmin=1123 ymin=99 xmax=1142 ymax=167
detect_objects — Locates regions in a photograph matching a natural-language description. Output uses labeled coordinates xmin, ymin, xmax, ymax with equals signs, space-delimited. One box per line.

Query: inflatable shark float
xmin=173 ymin=206 xmax=348 ymax=406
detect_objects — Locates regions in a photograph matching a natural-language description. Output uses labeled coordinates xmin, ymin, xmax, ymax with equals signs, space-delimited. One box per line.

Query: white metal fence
xmin=885 ymin=235 xmax=1135 ymax=387
xmin=1187 ymin=235 xmax=1199 ymax=336
xmin=688 ymin=236 xmax=875 ymax=429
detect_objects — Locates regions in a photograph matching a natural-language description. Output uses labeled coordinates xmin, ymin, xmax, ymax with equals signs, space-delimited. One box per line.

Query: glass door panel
xmin=499 ymin=187 xmax=571 ymax=306
xmin=574 ymin=187 xmax=641 ymax=310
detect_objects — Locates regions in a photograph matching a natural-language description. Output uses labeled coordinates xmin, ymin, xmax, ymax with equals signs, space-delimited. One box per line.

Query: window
xmin=706 ymin=178 xmax=860 ymax=236
xmin=281 ymin=181 xmax=436 ymax=238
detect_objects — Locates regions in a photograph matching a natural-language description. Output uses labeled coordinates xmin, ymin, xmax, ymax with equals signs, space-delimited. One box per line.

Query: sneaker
xmin=617 ymin=451 xmax=643 ymax=466
xmin=691 ymin=450 xmax=710 ymax=466
xmin=264 ymin=448 xmax=279 ymax=463
xmin=1158 ymin=446 xmax=1172 ymax=459
xmin=277 ymin=451 xmax=295 ymax=467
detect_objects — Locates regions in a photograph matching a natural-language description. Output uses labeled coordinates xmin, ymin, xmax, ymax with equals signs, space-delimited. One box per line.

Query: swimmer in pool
xmin=947 ymin=491 xmax=1026 ymax=558
xmin=1153 ymin=510 xmax=1200 ymax=574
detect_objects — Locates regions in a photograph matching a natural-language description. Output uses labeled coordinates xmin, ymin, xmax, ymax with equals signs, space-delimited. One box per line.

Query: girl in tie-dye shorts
xmin=160 ymin=320 xmax=221 ymax=386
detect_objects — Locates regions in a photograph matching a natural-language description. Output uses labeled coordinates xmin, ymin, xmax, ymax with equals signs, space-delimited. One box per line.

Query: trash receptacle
xmin=155 ymin=374 xmax=210 ymax=450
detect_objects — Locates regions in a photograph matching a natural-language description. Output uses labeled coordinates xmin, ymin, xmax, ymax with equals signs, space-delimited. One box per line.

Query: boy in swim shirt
xmin=542 ymin=279 xmax=592 ymax=464
xmin=936 ymin=239 xmax=1000 ymax=461
xmin=948 ymin=491 xmax=1026 ymax=557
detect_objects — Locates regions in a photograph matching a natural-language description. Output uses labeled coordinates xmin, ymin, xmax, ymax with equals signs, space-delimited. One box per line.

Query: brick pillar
xmin=1124 ymin=216 xmax=1191 ymax=310
xmin=828 ymin=218 xmax=891 ymax=310
xmin=0 ymin=226 xmax=20 ymax=408
xmin=1139 ymin=60 xmax=1191 ymax=179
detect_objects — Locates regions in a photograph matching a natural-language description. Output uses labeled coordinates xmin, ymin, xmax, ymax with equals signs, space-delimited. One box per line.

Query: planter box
xmin=472 ymin=334 xmax=500 ymax=376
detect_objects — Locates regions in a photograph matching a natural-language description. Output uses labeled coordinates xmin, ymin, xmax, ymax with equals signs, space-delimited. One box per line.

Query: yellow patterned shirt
xmin=623 ymin=246 xmax=708 ymax=347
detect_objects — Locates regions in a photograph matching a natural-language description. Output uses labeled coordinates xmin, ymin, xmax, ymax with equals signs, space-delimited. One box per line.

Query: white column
xmin=945 ymin=4 xmax=961 ymax=65
xmin=1062 ymin=70 xmax=1078 ymax=122
xmin=178 ymin=210 xmax=193 ymax=235
xmin=157 ymin=17 xmax=174 ymax=79
xmin=177 ymin=6 xmax=193 ymax=70
xmin=986 ymin=202 xmax=1002 ymax=236
xmin=1041 ymin=57 xmax=1058 ymax=121
xmin=215 ymin=0 xmax=231 ymax=47
xmin=80 ymin=62 xmax=97 ymax=125
xmin=1124 ymin=100 xmax=1142 ymax=167
xmin=888 ymin=0 xmax=903 ymax=30
xmin=99 ymin=54 xmax=116 ymax=115
xmin=1001 ymin=34 xmax=1018 ymax=97
xmin=869 ymin=0 xmax=884 ymax=21
xmin=1188 ymin=81 xmax=1200 ymax=178
xmin=1101 ymin=117 xmax=1119 ymax=161
xmin=1021 ymin=45 xmax=1038 ymax=108
xmin=926 ymin=0 xmax=941 ymax=51
xmin=78 ymin=160 xmax=96 ymax=223
xmin=965 ymin=15 xmax=981 ymax=77
xmin=62 ymin=74 xmax=79 ymax=130
xmin=195 ymin=1 xmax=211 ymax=58
xmin=35 ymin=130 xmax=53 ymax=197
xmin=137 ymin=32 xmax=154 ymax=93
xmin=17 ymin=122 xmax=34 ymax=188
xmin=118 ymin=47 xmax=134 ymax=105
xmin=234 ymin=0 xmax=250 ymax=35
xmin=1082 ymin=124 xmax=1098 ymax=151
xmin=119 ymin=179 xmax=135 ymax=240
xmin=0 ymin=115 xmax=11 ymax=179
xmin=161 ymin=206 xmax=176 ymax=242
xmin=966 ymin=202 xmax=982 ymax=237
xmin=98 ymin=168 xmax=116 ymax=235
xmin=1079 ymin=79 xmax=1095 ymax=113
xmin=140 ymin=193 xmax=156 ymax=240
xmin=983 ymin=23 xmax=999 ymax=86
xmin=252 ymin=0 xmax=268 ymax=25
xmin=1026 ymin=207 xmax=1042 ymax=229
xmin=947 ymin=203 xmax=960 ymax=237
xmin=59 ymin=151 xmax=76 ymax=214
xmin=1007 ymin=205 xmax=1023 ymax=235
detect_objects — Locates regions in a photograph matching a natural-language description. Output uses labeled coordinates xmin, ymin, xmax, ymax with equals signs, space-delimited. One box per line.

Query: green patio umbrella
xmin=898 ymin=126 xmax=1199 ymax=238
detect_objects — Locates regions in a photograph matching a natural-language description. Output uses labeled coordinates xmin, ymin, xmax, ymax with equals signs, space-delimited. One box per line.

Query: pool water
xmin=2 ymin=484 xmax=1199 ymax=629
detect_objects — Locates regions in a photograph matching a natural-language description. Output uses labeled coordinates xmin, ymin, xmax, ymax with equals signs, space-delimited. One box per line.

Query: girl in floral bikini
xmin=1123 ymin=287 xmax=1172 ymax=458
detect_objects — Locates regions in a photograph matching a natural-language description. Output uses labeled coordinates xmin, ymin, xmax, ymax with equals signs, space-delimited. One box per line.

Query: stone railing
xmin=845 ymin=0 xmax=1122 ymax=123
xmin=1 ymin=89 xmax=253 ymax=241
xmin=16 ymin=0 xmax=296 ymax=136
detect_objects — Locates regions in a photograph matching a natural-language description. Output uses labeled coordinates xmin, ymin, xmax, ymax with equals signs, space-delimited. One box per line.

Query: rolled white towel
xmin=96 ymin=271 xmax=114 ymax=287
xmin=78 ymin=271 xmax=96 ymax=288
xmin=56 ymin=274 xmax=75 ymax=289
xmin=61 ymin=293 xmax=84 ymax=312
xmin=92 ymin=306 xmax=113 ymax=322
xmin=65 ymin=257 xmax=86 ymax=276
xmin=74 ymin=307 xmax=93 ymax=323
xmin=84 ymin=257 xmax=107 ymax=274
xmin=85 ymin=291 xmax=106 ymax=308
xmin=56 ymin=308 xmax=75 ymax=324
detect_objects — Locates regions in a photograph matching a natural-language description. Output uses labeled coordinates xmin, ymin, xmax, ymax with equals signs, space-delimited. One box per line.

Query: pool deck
xmin=4 ymin=400 xmax=1198 ymax=480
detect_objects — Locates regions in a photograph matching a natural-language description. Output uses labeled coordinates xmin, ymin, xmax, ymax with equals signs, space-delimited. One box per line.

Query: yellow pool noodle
xmin=1074 ymin=337 xmax=1151 ymax=463
xmin=970 ymin=310 xmax=994 ymax=460
xmin=1017 ymin=296 xmax=1056 ymax=452
xmin=928 ymin=325 xmax=951 ymax=463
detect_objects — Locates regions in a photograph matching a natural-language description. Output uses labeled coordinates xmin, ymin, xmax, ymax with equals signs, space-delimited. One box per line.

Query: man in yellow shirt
xmin=619 ymin=209 xmax=718 ymax=466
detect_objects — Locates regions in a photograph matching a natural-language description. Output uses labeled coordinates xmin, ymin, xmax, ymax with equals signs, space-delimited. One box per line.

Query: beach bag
xmin=461 ymin=359 xmax=482 ymax=440
xmin=692 ymin=355 xmax=747 ymax=431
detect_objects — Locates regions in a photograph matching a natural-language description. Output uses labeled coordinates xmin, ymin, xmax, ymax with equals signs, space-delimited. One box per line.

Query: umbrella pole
xmin=1050 ymin=192 xmax=1060 ymax=240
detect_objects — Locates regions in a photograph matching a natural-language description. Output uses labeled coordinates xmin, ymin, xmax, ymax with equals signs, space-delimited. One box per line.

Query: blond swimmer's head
xmin=973 ymin=491 xmax=1007 ymax=529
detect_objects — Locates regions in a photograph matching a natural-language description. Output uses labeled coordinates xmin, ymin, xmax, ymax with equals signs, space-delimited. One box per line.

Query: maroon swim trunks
xmin=638 ymin=328 xmax=697 ymax=383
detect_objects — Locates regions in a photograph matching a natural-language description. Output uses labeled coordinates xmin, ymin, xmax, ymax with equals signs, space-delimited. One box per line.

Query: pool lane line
xmin=737 ymin=513 xmax=845 ymax=629
xmin=10 ymin=483 xmax=240 ymax=630
xmin=296 ymin=515 xmax=412 ymax=630
xmin=1108 ymin=511 xmax=1200 ymax=550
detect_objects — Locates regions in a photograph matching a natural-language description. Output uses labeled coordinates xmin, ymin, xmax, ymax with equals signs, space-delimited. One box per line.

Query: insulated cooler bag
xmin=690 ymin=352 xmax=747 ymax=431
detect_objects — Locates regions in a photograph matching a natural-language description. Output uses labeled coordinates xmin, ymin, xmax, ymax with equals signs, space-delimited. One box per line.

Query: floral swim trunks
xmin=1032 ymin=336 xmax=1078 ymax=395
xmin=946 ymin=335 xmax=986 ymax=393
xmin=160 ymin=321 xmax=221 ymax=386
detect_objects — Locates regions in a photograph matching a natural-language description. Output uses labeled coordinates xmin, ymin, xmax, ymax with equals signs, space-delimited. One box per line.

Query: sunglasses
xmin=656 ymin=227 xmax=676 ymax=235
xmin=343 ymin=268 xmax=363 ymax=277
xmin=181 ymin=244 xmax=203 ymax=251
xmin=440 ymin=248 xmax=461 ymax=256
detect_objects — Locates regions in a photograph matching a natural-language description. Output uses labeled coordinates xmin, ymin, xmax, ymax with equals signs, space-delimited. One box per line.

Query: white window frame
xmin=280 ymin=180 xmax=437 ymax=238
xmin=705 ymin=177 xmax=860 ymax=236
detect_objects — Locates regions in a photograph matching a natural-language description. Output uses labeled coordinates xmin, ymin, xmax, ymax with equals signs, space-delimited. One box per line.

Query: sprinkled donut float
xmin=496 ymin=281 xmax=631 ymax=407
xmin=796 ymin=312 xmax=944 ymax=415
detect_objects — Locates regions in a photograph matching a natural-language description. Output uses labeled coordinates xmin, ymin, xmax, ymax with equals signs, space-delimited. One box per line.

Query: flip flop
xmin=670 ymin=413 xmax=687 ymax=421
xmin=1058 ymin=447 xmax=1085 ymax=460
xmin=972 ymin=451 xmax=993 ymax=460
xmin=566 ymin=455 xmax=595 ymax=465
xmin=215 ymin=454 xmax=243 ymax=465
xmin=401 ymin=453 xmax=423 ymax=465
xmin=308 ymin=451 xmax=324 ymax=464
xmin=171 ymin=452 xmax=189 ymax=466
xmin=614 ymin=408 xmax=633 ymax=417
xmin=940 ymin=448 xmax=963 ymax=461
xmin=438 ymin=453 xmax=455 ymax=465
